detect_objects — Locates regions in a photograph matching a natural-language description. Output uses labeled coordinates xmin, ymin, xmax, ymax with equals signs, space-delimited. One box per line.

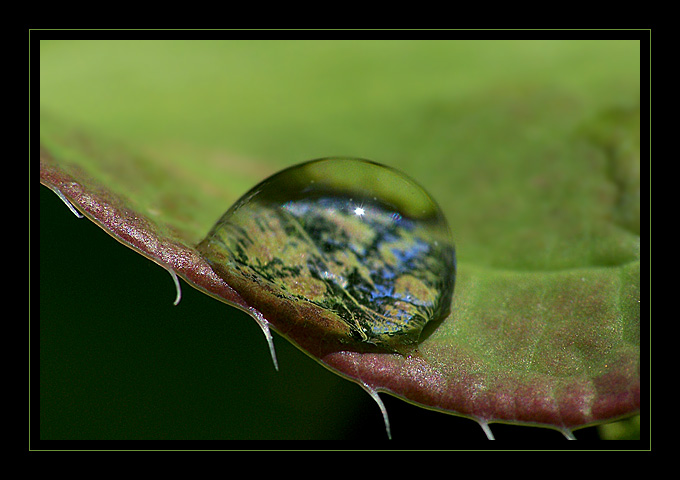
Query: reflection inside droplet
xmin=198 ymin=158 xmax=456 ymax=350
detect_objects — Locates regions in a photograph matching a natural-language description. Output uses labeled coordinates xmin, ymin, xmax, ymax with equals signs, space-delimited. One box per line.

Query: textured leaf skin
xmin=321 ymin=263 xmax=639 ymax=430
xmin=40 ymin=115 xmax=639 ymax=435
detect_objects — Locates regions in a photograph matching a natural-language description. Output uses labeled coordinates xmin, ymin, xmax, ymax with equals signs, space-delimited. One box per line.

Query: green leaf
xmin=39 ymin=40 xmax=641 ymax=439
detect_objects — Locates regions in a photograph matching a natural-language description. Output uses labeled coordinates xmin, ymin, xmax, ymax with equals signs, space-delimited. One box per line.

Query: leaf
xmin=39 ymin=40 xmax=640 ymax=439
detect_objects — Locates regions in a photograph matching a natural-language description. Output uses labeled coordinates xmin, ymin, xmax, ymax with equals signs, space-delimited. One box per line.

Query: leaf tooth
xmin=478 ymin=419 xmax=495 ymax=440
xmin=248 ymin=307 xmax=279 ymax=371
xmin=359 ymin=382 xmax=391 ymax=440
xmin=51 ymin=186 xmax=84 ymax=219
xmin=163 ymin=267 xmax=182 ymax=306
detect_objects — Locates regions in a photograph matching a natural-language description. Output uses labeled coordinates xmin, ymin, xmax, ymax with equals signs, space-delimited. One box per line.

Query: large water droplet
xmin=198 ymin=158 xmax=456 ymax=351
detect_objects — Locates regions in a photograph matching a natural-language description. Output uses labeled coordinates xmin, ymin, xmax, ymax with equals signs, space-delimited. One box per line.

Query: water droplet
xmin=198 ymin=158 xmax=456 ymax=351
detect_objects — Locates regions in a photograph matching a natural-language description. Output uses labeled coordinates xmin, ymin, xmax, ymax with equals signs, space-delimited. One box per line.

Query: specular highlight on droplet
xmin=198 ymin=158 xmax=456 ymax=352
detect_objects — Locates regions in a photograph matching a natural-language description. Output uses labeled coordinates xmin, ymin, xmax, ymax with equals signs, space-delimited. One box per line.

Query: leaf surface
xmin=39 ymin=40 xmax=641 ymax=437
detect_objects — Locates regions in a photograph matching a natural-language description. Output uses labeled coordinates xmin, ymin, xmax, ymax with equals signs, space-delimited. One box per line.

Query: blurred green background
xmin=39 ymin=39 xmax=641 ymax=441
